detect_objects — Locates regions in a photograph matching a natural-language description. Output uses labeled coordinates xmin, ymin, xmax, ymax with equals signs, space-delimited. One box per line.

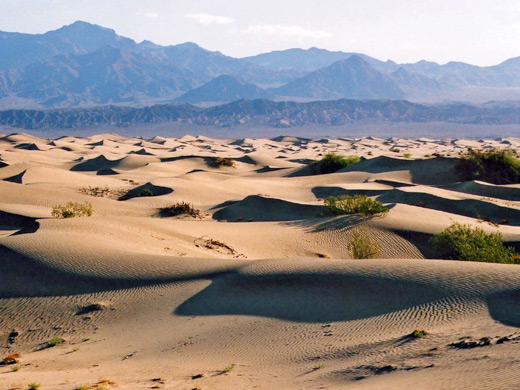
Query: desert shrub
xmin=1 ymin=353 xmax=20 ymax=365
xmin=28 ymin=383 xmax=40 ymax=390
xmin=412 ymin=329 xmax=427 ymax=338
xmin=347 ymin=226 xmax=380 ymax=259
xmin=314 ymin=152 xmax=360 ymax=174
xmin=456 ymin=147 xmax=520 ymax=184
xmin=160 ymin=202 xmax=201 ymax=218
xmin=51 ymin=201 xmax=92 ymax=218
xmin=322 ymin=195 xmax=388 ymax=217
xmin=211 ymin=157 xmax=235 ymax=168
xmin=139 ymin=188 xmax=154 ymax=197
xmin=48 ymin=336 xmax=65 ymax=347
xmin=389 ymin=147 xmax=400 ymax=153
xmin=429 ymin=222 xmax=517 ymax=264
xmin=403 ymin=153 xmax=411 ymax=159
xmin=220 ymin=364 xmax=235 ymax=374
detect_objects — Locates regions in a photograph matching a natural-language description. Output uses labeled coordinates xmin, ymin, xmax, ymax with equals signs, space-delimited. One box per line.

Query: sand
xmin=1 ymin=133 xmax=520 ymax=389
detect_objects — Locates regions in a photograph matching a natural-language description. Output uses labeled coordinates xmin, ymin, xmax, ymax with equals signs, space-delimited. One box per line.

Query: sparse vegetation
xmin=313 ymin=152 xmax=360 ymax=174
xmin=139 ymin=188 xmax=154 ymax=197
xmin=47 ymin=336 xmax=65 ymax=347
xmin=27 ymin=383 xmax=40 ymax=390
xmin=389 ymin=147 xmax=400 ymax=153
xmin=403 ymin=153 xmax=411 ymax=158
xmin=211 ymin=157 xmax=236 ymax=168
xmin=51 ymin=201 xmax=92 ymax=218
xmin=220 ymin=364 xmax=235 ymax=374
xmin=79 ymin=186 xmax=126 ymax=199
xmin=321 ymin=195 xmax=389 ymax=217
xmin=313 ymin=363 xmax=325 ymax=370
xmin=347 ymin=226 xmax=380 ymax=259
xmin=1 ymin=353 xmax=20 ymax=366
xmin=456 ymin=147 xmax=520 ymax=184
xmin=10 ymin=364 xmax=21 ymax=372
xmin=430 ymin=222 xmax=517 ymax=264
xmin=412 ymin=329 xmax=428 ymax=339
xmin=160 ymin=201 xmax=201 ymax=218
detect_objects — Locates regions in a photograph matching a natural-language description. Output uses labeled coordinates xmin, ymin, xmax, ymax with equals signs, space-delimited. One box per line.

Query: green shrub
xmin=51 ymin=201 xmax=92 ymax=218
xmin=220 ymin=364 xmax=235 ymax=373
xmin=347 ymin=226 xmax=380 ymax=259
xmin=139 ymin=188 xmax=154 ymax=197
xmin=456 ymin=148 xmax=520 ymax=184
xmin=412 ymin=329 xmax=427 ymax=339
xmin=314 ymin=152 xmax=360 ymax=174
xmin=28 ymin=383 xmax=40 ymax=390
xmin=403 ymin=153 xmax=411 ymax=159
xmin=322 ymin=195 xmax=388 ymax=217
xmin=48 ymin=336 xmax=65 ymax=347
xmin=160 ymin=201 xmax=201 ymax=218
xmin=429 ymin=223 xmax=517 ymax=263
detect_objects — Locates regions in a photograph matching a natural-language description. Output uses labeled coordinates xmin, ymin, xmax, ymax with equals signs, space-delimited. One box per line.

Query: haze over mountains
xmin=3 ymin=21 xmax=520 ymax=109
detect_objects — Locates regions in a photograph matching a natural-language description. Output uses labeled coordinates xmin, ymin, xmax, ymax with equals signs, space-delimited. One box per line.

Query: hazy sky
xmin=2 ymin=0 xmax=520 ymax=66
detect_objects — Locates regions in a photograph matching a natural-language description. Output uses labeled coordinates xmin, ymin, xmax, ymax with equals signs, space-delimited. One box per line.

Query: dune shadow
xmin=175 ymin=270 xmax=447 ymax=323
xmin=0 ymin=245 xmax=226 ymax=298
xmin=312 ymin=186 xmax=390 ymax=199
xmin=0 ymin=210 xmax=40 ymax=236
xmin=486 ymin=289 xmax=520 ymax=328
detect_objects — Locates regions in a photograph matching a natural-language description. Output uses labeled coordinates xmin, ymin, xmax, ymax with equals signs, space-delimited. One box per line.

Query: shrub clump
xmin=322 ymin=195 xmax=389 ymax=217
xmin=160 ymin=202 xmax=201 ymax=218
xmin=412 ymin=329 xmax=428 ymax=339
xmin=51 ymin=201 xmax=93 ymax=218
xmin=314 ymin=152 xmax=360 ymax=174
xmin=347 ymin=226 xmax=380 ymax=259
xmin=211 ymin=157 xmax=236 ymax=168
xmin=456 ymin=147 xmax=520 ymax=184
xmin=429 ymin=223 xmax=517 ymax=264
xmin=48 ymin=336 xmax=65 ymax=347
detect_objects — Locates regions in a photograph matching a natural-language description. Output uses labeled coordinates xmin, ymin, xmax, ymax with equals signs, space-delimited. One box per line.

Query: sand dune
xmin=1 ymin=133 xmax=520 ymax=389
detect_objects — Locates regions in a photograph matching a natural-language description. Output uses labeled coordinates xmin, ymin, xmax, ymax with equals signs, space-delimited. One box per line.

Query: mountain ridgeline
xmin=3 ymin=21 xmax=520 ymax=109
xmin=3 ymin=99 xmax=520 ymax=130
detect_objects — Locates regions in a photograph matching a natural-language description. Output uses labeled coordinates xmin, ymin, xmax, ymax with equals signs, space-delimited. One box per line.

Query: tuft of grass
xmin=313 ymin=363 xmax=325 ymax=370
xmin=10 ymin=365 xmax=21 ymax=372
xmin=412 ymin=329 xmax=428 ymax=339
xmin=456 ymin=147 xmax=520 ymax=184
xmin=220 ymin=364 xmax=235 ymax=374
xmin=313 ymin=152 xmax=360 ymax=174
xmin=160 ymin=202 xmax=201 ymax=218
xmin=403 ymin=153 xmax=411 ymax=159
xmin=47 ymin=337 xmax=65 ymax=347
xmin=211 ymin=157 xmax=236 ymax=168
xmin=430 ymin=222 xmax=517 ymax=264
xmin=347 ymin=226 xmax=380 ymax=259
xmin=27 ymin=383 xmax=40 ymax=390
xmin=321 ymin=195 xmax=388 ymax=218
xmin=51 ymin=201 xmax=92 ymax=218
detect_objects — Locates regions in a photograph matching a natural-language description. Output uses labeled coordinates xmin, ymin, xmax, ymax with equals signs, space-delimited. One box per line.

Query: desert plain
xmin=1 ymin=132 xmax=520 ymax=389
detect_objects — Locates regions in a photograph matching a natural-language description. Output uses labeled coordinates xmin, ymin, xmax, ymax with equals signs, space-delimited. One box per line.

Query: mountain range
xmin=2 ymin=21 xmax=520 ymax=109
xmin=3 ymin=99 xmax=520 ymax=131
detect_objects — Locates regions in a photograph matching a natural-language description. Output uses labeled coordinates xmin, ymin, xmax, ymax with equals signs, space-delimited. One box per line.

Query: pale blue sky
xmin=1 ymin=0 xmax=519 ymax=66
